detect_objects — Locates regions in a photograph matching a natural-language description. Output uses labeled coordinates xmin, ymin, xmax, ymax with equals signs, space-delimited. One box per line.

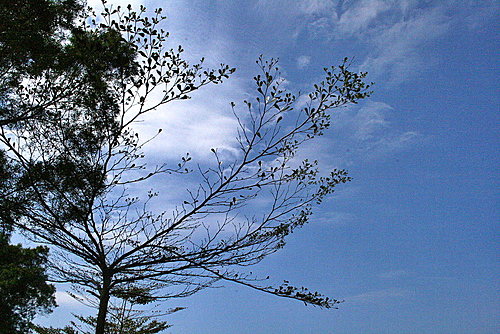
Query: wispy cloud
xmin=298 ymin=0 xmax=336 ymax=15
xmin=349 ymin=102 xmax=392 ymax=141
xmin=320 ymin=1 xmax=450 ymax=83
xmin=378 ymin=270 xmax=408 ymax=279
xmin=297 ymin=55 xmax=311 ymax=69
xmin=312 ymin=210 xmax=357 ymax=226
xmin=358 ymin=6 xmax=450 ymax=83
xmin=281 ymin=100 xmax=420 ymax=172
xmin=364 ymin=130 xmax=420 ymax=160
xmin=347 ymin=287 xmax=410 ymax=304
xmin=330 ymin=101 xmax=421 ymax=162
xmin=92 ymin=0 xmax=432 ymax=164
xmin=254 ymin=0 xmax=495 ymax=84
xmin=335 ymin=0 xmax=392 ymax=35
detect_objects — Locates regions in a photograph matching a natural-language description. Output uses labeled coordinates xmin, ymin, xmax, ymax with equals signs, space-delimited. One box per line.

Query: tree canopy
xmin=0 ymin=2 xmax=84 ymax=330
xmin=0 ymin=1 xmax=372 ymax=332
xmin=0 ymin=234 xmax=56 ymax=334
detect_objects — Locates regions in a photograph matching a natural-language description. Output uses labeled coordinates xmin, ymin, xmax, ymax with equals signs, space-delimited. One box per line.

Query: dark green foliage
xmin=0 ymin=0 xmax=82 ymax=71
xmin=0 ymin=152 xmax=55 ymax=333
xmin=0 ymin=150 xmax=21 ymax=233
xmin=0 ymin=235 xmax=56 ymax=334
xmin=0 ymin=0 xmax=135 ymax=131
xmin=0 ymin=0 xmax=83 ymax=126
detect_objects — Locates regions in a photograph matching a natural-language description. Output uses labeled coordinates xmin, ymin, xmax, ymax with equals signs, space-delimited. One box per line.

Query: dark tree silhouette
xmin=0 ymin=2 xmax=372 ymax=333
xmin=0 ymin=0 xmax=84 ymax=126
xmin=0 ymin=234 xmax=56 ymax=333
xmin=0 ymin=2 xmax=64 ymax=319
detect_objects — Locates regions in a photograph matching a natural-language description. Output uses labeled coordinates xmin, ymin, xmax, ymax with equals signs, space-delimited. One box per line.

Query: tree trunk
xmin=95 ymin=276 xmax=111 ymax=334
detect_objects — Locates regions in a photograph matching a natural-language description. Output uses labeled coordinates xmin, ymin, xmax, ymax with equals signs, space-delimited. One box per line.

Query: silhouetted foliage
xmin=0 ymin=1 xmax=69 ymax=324
xmin=33 ymin=286 xmax=178 ymax=334
xmin=0 ymin=234 xmax=56 ymax=334
xmin=0 ymin=1 xmax=372 ymax=333
xmin=0 ymin=0 xmax=83 ymax=126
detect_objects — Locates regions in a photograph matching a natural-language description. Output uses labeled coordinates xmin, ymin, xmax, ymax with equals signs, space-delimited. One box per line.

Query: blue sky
xmin=38 ymin=0 xmax=498 ymax=333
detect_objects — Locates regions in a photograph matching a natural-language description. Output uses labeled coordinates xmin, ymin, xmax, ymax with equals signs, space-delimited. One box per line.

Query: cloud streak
xmin=255 ymin=0 xmax=495 ymax=84
xmin=378 ymin=270 xmax=408 ymax=279
xmin=320 ymin=101 xmax=421 ymax=165
xmin=347 ymin=287 xmax=410 ymax=304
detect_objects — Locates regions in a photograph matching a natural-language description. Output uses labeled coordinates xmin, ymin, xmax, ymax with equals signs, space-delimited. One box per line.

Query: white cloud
xmin=359 ymin=7 xmax=449 ymax=83
xmin=85 ymin=0 xmax=249 ymax=162
xmin=378 ymin=270 xmax=408 ymax=279
xmin=246 ymin=1 xmax=496 ymax=85
xmin=350 ymin=102 xmax=392 ymax=141
xmin=299 ymin=0 xmax=336 ymax=15
xmin=55 ymin=291 xmax=83 ymax=306
xmin=336 ymin=0 xmax=391 ymax=34
xmin=272 ymin=98 xmax=421 ymax=176
xmin=334 ymin=101 xmax=420 ymax=158
xmin=313 ymin=211 xmax=356 ymax=226
xmin=364 ymin=130 xmax=420 ymax=159
xmin=271 ymin=1 xmax=452 ymax=84
xmin=85 ymin=1 xmax=425 ymax=178
xmin=348 ymin=287 xmax=409 ymax=304
xmin=296 ymin=55 xmax=311 ymax=69
xmin=291 ymin=101 xmax=421 ymax=167
xmin=135 ymin=84 xmax=242 ymax=160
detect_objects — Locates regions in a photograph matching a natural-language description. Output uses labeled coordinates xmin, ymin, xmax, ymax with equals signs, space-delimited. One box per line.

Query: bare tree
xmin=0 ymin=2 xmax=371 ymax=333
